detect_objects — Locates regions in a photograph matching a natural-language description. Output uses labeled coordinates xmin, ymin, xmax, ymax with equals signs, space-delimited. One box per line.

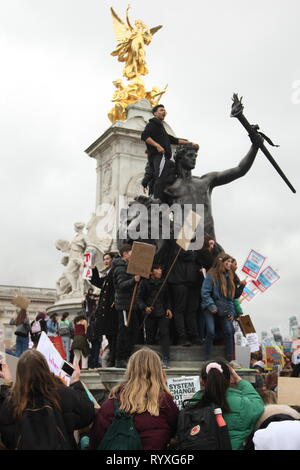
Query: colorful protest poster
xmin=167 ymin=376 xmax=200 ymax=409
xmin=253 ymin=266 xmax=280 ymax=293
xmin=241 ymin=281 xmax=259 ymax=302
xmin=263 ymin=345 xmax=285 ymax=371
xmin=242 ymin=249 xmax=266 ymax=279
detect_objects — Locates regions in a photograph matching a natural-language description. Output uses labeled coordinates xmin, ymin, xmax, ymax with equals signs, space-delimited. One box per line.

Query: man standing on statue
xmin=141 ymin=104 xmax=199 ymax=200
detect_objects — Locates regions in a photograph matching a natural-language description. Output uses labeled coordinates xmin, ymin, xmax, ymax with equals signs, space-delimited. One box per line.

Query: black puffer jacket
xmin=0 ymin=381 xmax=95 ymax=450
xmin=90 ymin=267 xmax=118 ymax=336
xmin=112 ymin=257 xmax=137 ymax=311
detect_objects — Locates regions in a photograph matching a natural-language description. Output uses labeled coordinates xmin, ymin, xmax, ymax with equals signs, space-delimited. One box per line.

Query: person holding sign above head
xmin=112 ymin=244 xmax=141 ymax=368
xmin=137 ymin=264 xmax=173 ymax=368
xmin=0 ymin=349 xmax=94 ymax=450
xmin=201 ymin=254 xmax=236 ymax=361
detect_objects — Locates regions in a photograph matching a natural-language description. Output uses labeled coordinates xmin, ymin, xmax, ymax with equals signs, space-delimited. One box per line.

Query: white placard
xmin=37 ymin=332 xmax=70 ymax=386
xmin=246 ymin=333 xmax=260 ymax=352
xmin=167 ymin=376 xmax=200 ymax=409
xmin=82 ymin=267 xmax=93 ymax=280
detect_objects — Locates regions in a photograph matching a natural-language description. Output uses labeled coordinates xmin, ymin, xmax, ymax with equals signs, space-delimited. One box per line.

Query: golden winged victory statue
xmin=108 ymin=5 xmax=167 ymax=123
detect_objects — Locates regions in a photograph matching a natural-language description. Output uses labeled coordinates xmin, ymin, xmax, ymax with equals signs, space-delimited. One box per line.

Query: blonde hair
xmin=109 ymin=348 xmax=170 ymax=416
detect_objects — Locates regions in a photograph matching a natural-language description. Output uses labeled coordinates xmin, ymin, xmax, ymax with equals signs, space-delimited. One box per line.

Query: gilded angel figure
xmin=110 ymin=5 xmax=162 ymax=80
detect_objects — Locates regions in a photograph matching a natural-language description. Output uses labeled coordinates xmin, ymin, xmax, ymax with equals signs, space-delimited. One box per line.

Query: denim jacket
xmin=201 ymin=272 xmax=235 ymax=316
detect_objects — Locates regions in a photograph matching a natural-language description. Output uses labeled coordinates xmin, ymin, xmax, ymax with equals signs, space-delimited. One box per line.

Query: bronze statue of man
xmin=165 ymin=130 xmax=263 ymax=241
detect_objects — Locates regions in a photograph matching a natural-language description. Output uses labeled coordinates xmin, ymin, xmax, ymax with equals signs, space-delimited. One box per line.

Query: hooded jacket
xmin=193 ymin=379 xmax=264 ymax=450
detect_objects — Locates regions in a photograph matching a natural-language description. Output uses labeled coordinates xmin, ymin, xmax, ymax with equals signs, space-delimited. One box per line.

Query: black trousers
xmin=145 ymin=315 xmax=170 ymax=360
xmin=170 ymin=284 xmax=199 ymax=340
xmin=116 ymin=309 xmax=139 ymax=361
xmin=88 ymin=340 xmax=101 ymax=369
xmin=106 ymin=334 xmax=117 ymax=365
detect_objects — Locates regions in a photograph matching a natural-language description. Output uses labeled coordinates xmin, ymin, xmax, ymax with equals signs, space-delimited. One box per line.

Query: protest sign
xmin=241 ymin=281 xmax=259 ymax=302
xmin=246 ymin=333 xmax=260 ymax=352
xmin=11 ymin=296 xmax=30 ymax=310
xmin=278 ymin=377 xmax=300 ymax=406
xmin=253 ymin=266 xmax=280 ymax=293
xmin=37 ymin=332 xmax=70 ymax=385
xmin=83 ymin=250 xmax=97 ymax=268
xmin=263 ymin=345 xmax=285 ymax=370
xmin=271 ymin=327 xmax=283 ymax=346
xmin=82 ymin=266 xmax=93 ymax=281
xmin=289 ymin=316 xmax=299 ymax=339
xmin=127 ymin=242 xmax=156 ymax=278
xmin=167 ymin=376 xmax=200 ymax=409
xmin=282 ymin=340 xmax=293 ymax=354
xmin=176 ymin=210 xmax=202 ymax=251
xmin=238 ymin=315 xmax=256 ymax=335
xmin=235 ymin=345 xmax=251 ymax=368
xmin=241 ymin=249 xmax=266 ymax=279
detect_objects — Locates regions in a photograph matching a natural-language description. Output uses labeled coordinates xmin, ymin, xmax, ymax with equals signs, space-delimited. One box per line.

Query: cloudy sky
xmin=0 ymin=0 xmax=299 ymax=336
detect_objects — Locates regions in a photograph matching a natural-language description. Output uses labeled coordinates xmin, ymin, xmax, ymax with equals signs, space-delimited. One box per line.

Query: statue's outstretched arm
xmin=209 ymin=143 xmax=260 ymax=189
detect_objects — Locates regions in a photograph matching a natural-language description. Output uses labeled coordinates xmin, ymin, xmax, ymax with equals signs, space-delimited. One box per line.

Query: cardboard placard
xmin=176 ymin=210 xmax=202 ymax=251
xmin=11 ymin=296 xmax=30 ymax=310
xmin=277 ymin=377 xmax=300 ymax=406
xmin=127 ymin=242 xmax=156 ymax=278
xmin=238 ymin=315 xmax=256 ymax=335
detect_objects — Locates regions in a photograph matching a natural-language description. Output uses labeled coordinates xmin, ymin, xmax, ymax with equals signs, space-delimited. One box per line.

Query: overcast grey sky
xmin=0 ymin=0 xmax=299 ymax=336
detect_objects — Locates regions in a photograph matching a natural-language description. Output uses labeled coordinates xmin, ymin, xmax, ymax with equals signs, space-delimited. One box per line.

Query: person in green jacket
xmin=192 ymin=359 xmax=264 ymax=450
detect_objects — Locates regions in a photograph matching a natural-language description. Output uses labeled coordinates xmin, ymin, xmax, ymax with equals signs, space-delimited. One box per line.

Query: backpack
xmin=31 ymin=320 xmax=42 ymax=335
xmin=15 ymin=402 xmax=72 ymax=450
xmin=97 ymin=399 xmax=142 ymax=450
xmin=58 ymin=321 xmax=71 ymax=337
xmin=176 ymin=399 xmax=232 ymax=450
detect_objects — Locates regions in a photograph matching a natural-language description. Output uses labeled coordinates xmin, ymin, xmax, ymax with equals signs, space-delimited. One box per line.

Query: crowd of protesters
xmin=1 ymin=348 xmax=300 ymax=450
xmin=3 ymin=239 xmax=268 ymax=368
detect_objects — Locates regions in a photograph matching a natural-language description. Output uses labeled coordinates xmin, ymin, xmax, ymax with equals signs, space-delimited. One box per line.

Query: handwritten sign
xmin=82 ymin=267 xmax=93 ymax=281
xmin=253 ymin=266 xmax=280 ymax=293
xmin=242 ymin=249 xmax=266 ymax=279
xmin=167 ymin=376 xmax=200 ymax=409
xmin=37 ymin=332 xmax=70 ymax=386
xmin=83 ymin=250 xmax=97 ymax=267
xmin=246 ymin=333 xmax=260 ymax=352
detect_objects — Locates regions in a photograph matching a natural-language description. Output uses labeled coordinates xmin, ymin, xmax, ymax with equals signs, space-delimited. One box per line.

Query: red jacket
xmin=90 ymin=392 xmax=179 ymax=450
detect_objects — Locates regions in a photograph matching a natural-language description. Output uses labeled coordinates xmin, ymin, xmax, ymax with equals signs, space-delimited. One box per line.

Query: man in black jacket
xmin=90 ymin=252 xmax=118 ymax=367
xmin=137 ymin=264 xmax=173 ymax=368
xmin=141 ymin=104 xmax=199 ymax=200
xmin=113 ymin=244 xmax=141 ymax=368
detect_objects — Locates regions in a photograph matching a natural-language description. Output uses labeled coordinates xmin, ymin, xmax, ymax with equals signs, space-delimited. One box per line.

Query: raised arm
xmin=209 ymin=143 xmax=259 ymax=189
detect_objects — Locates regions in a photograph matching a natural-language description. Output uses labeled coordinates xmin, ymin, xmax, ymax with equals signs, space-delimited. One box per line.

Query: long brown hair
xmin=9 ymin=349 xmax=64 ymax=419
xmin=210 ymin=253 xmax=235 ymax=298
xmin=109 ymin=348 xmax=171 ymax=416
xmin=15 ymin=309 xmax=27 ymax=326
